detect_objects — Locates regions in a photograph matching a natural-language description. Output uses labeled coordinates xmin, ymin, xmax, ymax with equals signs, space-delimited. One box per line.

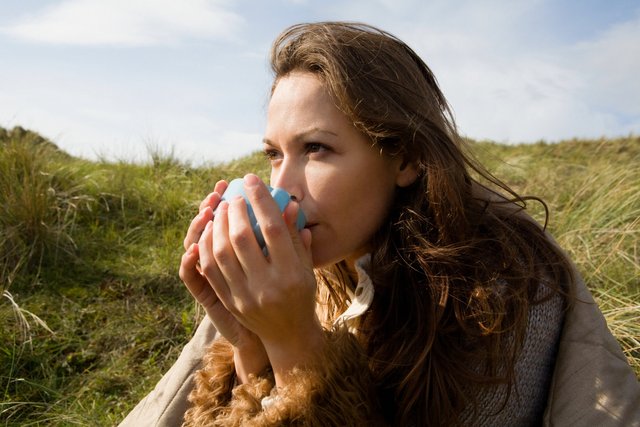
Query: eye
xmin=262 ymin=148 xmax=282 ymax=162
xmin=305 ymin=142 xmax=328 ymax=155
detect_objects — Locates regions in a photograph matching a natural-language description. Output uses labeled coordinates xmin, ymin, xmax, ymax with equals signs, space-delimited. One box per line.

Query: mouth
xmin=304 ymin=222 xmax=318 ymax=230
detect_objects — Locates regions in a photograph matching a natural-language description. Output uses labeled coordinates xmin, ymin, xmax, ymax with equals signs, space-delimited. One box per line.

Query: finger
xmin=183 ymin=206 xmax=214 ymax=251
xmin=213 ymin=180 xmax=229 ymax=196
xmin=198 ymin=180 xmax=228 ymax=212
xmin=243 ymin=174 xmax=292 ymax=256
xmin=227 ymin=194 xmax=267 ymax=272
xmin=211 ymin=201 xmax=248 ymax=303
xmin=198 ymin=220 xmax=232 ymax=307
xmin=198 ymin=192 xmax=216 ymax=212
xmin=179 ymin=243 xmax=219 ymax=309
xmin=185 ymin=181 xmax=230 ymax=251
xmin=281 ymin=200 xmax=313 ymax=272
xmin=283 ymin=200 xmax=313 ymax=252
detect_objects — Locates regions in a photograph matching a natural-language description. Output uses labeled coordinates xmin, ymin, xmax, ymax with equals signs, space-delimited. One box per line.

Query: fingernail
xmin=244 ymin=173 xmax=260 ymax=187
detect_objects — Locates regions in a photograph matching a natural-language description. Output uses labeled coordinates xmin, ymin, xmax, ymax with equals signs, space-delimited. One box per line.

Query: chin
xmin=310 ymin=248 xmax=342 ymax=269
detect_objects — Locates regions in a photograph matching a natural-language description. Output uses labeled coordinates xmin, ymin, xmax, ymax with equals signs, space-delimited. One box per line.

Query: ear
xmin=395 ymin=157 xmax=420 ymax=188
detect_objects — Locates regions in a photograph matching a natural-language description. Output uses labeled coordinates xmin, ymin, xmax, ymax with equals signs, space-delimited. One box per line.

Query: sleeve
xmin=118 ymin=317 xmax=218 ymax=427
xmin=183 ymin=327 xmax=384 ymax=427
xmin=543 ymin=272 xmax=640 ymax=426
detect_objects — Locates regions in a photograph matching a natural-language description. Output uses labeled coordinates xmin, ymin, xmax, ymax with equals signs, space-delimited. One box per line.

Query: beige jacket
xmin=119 ymin=272 xmax=640 ymax=426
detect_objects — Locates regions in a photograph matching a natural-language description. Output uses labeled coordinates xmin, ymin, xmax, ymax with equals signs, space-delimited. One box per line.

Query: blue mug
xmin=219 ymin=178 xmax=306 ymax=251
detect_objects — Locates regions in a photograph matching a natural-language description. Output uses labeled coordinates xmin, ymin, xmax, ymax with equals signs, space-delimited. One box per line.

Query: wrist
xmin=233 ymin=340 xmax=269 ymax=384
xmin=263 ymin=324 xmax=326 ymax=388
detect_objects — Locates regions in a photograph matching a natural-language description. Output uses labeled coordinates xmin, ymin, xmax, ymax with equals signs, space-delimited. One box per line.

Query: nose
xmin=270 ymin=158 xmax=304 ymax=202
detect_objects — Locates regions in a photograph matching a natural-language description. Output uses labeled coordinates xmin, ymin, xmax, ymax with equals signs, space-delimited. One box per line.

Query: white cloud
xmin=436 ymin=56 xmax=587 ymax=142
xmin=388 ymin=1 xmax=640 ymax=142
xmin=572 ymin=12 xmax=640 ymax=116
xmin=2 ymin=0 xmax=245 ymax=46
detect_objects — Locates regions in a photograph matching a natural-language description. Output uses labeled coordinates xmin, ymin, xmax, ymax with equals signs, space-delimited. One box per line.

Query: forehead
xmin=266 ymin=72 xmax=342 ymax=132
xmin=270 ymin=72 xmax=328 ymax=108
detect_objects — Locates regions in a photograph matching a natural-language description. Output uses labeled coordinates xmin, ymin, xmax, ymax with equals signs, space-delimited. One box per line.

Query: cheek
xmin=345 ymin=164 xmax=396 ymax=212
xmin=306 ymin=160 xmax=397 ymax=263
xmin=327 ymin=181 xmax=393 ymax=246
xmin=349 ymin=192 xmax=393 ymax=235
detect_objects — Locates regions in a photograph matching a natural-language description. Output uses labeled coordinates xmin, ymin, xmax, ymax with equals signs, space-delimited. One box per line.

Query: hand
xmin=179 ymin=180 xmax=268 ymax=381
xmin=199 ymin=174 xmax=324 ymax=387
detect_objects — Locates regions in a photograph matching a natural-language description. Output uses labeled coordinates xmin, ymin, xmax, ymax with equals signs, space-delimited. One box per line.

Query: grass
xmin=473 ymin=137 xmax=640 ymax=365
xmin=1 ymin=126 xmax=638 ymax=425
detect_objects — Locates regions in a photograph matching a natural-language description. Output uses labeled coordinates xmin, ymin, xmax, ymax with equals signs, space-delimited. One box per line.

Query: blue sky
xmin=1 ymin=0 xmax=639 ymax=164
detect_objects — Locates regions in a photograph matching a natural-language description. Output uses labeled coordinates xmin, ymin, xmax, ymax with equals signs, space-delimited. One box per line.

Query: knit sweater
xmin=458 ymin=281 xmax=564 ymax=425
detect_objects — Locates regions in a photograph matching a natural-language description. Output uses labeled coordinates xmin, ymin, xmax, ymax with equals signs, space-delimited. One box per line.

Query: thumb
xmin=283 ymin=200 xmax=312 ymax=253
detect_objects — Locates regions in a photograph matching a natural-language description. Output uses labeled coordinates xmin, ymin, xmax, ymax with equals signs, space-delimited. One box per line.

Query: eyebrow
xmin=262 ymin=127 xmax=338 ymax=146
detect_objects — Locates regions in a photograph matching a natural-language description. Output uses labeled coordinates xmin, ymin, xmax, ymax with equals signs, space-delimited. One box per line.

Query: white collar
xmin=333 ymin=254 xmax=375 ymax=330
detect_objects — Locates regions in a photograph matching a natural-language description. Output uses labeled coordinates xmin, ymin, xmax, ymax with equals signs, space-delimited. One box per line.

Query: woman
xmin=121 ymin=22 xmax=640 ymax=426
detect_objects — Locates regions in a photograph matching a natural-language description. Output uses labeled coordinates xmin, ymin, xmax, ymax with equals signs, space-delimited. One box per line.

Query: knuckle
xmin=235 ymin=299 xmax=256 ymax=317
xmin=200 ymin=262 xmax=216 ymax=279
xmin=179 ymin=258 xmax=196 ymax=282
xmin=200 ymin=291 xmax=218 ymax=308
xmin=247 ymin=184 xmax=269 ymax=201
xmin=258 ymin=291 xmax=278 ymax=307
xmin=212 ymin=242 xmax=230 ymax=264
xmin=189 ymin=216 xmax=201 ymax=231
xmin=199 ymin=193 xmax=212 ymax=210
xmin=261 ymin=221 xmax=286 ymax=240
xmin=229 ymin=226 xmax=254 ymax=249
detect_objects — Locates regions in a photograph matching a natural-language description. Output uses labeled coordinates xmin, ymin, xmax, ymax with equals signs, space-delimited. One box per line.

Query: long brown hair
xmin=270 ymin=22 xmax=574 ymax=425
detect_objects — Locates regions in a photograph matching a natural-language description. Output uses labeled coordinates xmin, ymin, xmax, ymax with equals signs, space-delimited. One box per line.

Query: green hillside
xmin=1 ymin=126 xmax=638 ymax=425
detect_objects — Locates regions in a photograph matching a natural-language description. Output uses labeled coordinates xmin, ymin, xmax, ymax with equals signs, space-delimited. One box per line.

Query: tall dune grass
xmin=1 ymin=127 xmax=638 ymax=425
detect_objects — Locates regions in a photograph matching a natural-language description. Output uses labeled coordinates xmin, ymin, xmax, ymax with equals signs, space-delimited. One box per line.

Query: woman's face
xmin=263 ymin=71 xmax=413 ymax=268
